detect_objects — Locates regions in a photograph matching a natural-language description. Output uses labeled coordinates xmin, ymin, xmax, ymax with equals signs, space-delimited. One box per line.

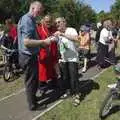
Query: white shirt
xmin=58 ymin=27 xmax=79 ymax=62
xmin=99 ymin=28 xmax=112 ymax=45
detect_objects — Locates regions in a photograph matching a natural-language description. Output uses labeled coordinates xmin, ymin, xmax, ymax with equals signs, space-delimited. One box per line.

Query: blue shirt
xmin=17 ymin=13 xmax=39 ymax=55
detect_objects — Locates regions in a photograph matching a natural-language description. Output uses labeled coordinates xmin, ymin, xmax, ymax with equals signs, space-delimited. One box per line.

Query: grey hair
xmin=103 ymin=20 xmax=112 ymax=28
xmin=55 ymin=17 xmax=66 ymax=22
xmin=29 ymin=1 xmax=42 ymax=10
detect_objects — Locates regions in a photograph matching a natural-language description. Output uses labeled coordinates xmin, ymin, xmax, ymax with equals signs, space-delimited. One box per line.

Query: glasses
xmin=55 ymin=21 xmax=61 ymax=24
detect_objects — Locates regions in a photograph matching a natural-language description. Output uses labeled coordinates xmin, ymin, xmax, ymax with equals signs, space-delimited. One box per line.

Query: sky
xmin=83 ymin=0 xmax=115 ymax=13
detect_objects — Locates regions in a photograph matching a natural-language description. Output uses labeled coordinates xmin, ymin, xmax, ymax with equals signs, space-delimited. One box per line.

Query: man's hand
xmin=49 ymin=36 xmax=59 ymax=42
xmin=43 ymin=38 xmax=51 ymax=45
xmin=54 ymin=31 xmax=64 ymax=37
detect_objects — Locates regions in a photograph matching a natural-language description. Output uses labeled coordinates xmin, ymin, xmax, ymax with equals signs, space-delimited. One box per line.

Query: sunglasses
xmin=55 ymin=21 xmax=61 ymax=24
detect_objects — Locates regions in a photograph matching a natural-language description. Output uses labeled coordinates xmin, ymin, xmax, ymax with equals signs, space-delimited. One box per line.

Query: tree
xmin=111 ymin=0 xmax=120 ymax=20
xmin=55 ymin=0 xmax=96 ymax=30
xmin=0 ymin=0 xmax=97 ymax=27
xmin=0 ymin=0 xmax=21 ymax=23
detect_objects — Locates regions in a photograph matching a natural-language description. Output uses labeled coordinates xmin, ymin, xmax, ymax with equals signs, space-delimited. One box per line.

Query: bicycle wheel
xmin=3 ymin=64 xmax=13 ymax=82
xmin=99 ymin=90 xmax=113 ymax=118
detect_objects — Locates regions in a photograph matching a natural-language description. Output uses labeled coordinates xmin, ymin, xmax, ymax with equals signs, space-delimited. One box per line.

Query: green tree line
xmin=0 ymin=0 xmax=96 ymax=30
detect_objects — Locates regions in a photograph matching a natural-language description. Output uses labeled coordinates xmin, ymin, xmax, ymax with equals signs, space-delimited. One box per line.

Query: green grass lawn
xmin=0 ymin=75 xmax=24 ymax=98
xmin=39 ymin=67 xmax=120 ymax=120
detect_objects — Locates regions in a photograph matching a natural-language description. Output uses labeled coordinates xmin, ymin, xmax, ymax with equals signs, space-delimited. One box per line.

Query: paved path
xmin=0 ymin=59 xmax=104 ymax=120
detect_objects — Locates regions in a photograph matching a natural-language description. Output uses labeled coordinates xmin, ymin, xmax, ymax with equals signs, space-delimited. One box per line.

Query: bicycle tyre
xmin=99 ymin=90 xmax=113 ymax=118
xmin=3 ymin=64 xmax=13 ymax=82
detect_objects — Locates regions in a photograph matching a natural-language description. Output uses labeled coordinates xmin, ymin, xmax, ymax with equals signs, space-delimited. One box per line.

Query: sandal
xmin=72 ymin=94 xmax=80 ymax=107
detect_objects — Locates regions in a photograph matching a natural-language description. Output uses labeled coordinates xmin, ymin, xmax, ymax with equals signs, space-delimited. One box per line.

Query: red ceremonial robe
xmin=37 ymin=24 xmax=58 ymax=82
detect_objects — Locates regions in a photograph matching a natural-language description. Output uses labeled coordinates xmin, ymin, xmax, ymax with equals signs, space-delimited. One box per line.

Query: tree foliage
xmin=96 ymin=10 xmax=113 ymax=22
xmin=111 ymin=0 xmax=120 ymax=20
xmin=0 ymin=0 xmax=96 ymax=29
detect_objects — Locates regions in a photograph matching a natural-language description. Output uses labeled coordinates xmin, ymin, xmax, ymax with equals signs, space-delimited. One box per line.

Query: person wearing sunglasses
xmin=54 ymin=17 xmax=80 ymax=106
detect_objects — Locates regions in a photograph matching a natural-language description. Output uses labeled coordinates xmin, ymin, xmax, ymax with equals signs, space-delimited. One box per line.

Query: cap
xmin=80 ymin=25 xmax=89 ymax=32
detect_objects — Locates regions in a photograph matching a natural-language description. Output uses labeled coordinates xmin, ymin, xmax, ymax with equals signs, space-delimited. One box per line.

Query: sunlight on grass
xmin=39 ymin=67 xmax=120 ymax=120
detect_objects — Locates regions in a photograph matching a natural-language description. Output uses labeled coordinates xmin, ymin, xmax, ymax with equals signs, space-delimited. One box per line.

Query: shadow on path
xmin=78 ymin=79 xmax=100 ymax=101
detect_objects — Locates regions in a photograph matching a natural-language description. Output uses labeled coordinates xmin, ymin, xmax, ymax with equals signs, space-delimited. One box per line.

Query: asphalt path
xmin=0 ymin=58 xmax=105 ymax=120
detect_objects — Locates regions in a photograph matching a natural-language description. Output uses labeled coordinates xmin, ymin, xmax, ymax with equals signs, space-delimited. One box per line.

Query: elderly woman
xmin=96 ymin=20 xmax=113 ymax=69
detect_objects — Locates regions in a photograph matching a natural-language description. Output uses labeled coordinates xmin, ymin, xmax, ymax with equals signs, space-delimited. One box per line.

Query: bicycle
xmin=2 ymin=48 xmax=19 ymax=82
xmin=99 ymin=64 xmax=120 ymax=119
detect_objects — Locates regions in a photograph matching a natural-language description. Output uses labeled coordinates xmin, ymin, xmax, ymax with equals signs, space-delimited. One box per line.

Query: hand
xmin=54 ymin=31 xmax=63 ymax=37
xmin=43 ymin=38 xmax=51 ymax=45
xmin=49 ymin=36 xmax=59 ymax=42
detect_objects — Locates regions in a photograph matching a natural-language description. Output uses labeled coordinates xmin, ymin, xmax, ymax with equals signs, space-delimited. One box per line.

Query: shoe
xmin=96 ymin=65 xmax=102 ymax=71
xmin=29 ymin=103 xmax=47 ymax=111
xmin=60 ymin=89 xmax=70 ymax=99
xmin=82 ymin=67 xmax=87 ymax=73
xmin=29 ymin=103 xmax=38 ymax=111
xmin=108 ymin=83 xmax=117 ymax=88
xmin=72 ymin=94 xmax=80 ymax=107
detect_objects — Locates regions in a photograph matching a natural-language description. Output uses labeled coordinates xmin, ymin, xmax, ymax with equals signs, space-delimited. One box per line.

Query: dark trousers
xmin=19 ymin=52 xmax=38 ymax=108
xmin=60 ymin=62 xmax=79 ymax=94
xmin=96 ymin=42 xmax=108 ymax=67
xmin=109 ymin=47 xmax=116 ymax=64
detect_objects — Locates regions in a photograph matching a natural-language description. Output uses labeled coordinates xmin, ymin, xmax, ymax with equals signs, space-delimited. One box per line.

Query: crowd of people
xmin=0 ymin=1 xmax=120 ymax=111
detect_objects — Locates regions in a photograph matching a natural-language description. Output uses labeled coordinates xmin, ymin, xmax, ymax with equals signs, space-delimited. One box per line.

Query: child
xmin=78 ymin=25 xmax=91 ymax=72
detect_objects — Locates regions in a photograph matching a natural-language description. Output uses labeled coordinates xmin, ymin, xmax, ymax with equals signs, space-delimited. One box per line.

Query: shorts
xmin=78 ymin=48 xmax=90 ymax=59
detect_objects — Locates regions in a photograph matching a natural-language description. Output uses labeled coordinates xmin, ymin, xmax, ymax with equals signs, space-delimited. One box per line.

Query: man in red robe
xmin=37 ymin=15 xmax=58 ymax=91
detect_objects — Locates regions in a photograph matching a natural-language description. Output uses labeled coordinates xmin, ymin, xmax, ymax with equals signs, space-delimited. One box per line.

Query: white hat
xmin=97 ymin=22 xmax=102 ymax=28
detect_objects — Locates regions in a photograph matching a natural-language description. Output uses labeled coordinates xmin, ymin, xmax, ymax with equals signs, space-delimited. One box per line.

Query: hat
xmin=80 ymin=25 xmax=89 ymax=32
xmin=97 ymin=22 xmax=102 ymax=28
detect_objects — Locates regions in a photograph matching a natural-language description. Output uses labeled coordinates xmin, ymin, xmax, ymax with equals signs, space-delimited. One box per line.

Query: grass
xmin=39 ymin=67 xmax=120 ymax=120
xmin=0 ymin=74 xmax=24 ymax=98
xmin=38 ymin=42 xmax=120 ymax=120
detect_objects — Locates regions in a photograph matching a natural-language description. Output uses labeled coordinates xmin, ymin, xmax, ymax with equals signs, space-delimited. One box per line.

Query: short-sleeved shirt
xmin=17 ymin=13 xmax=39 ymax=55
xmin=58 ymin=27 xmax=79 ymax=63
xmin=99 ymin=28 xmax=112 ymax=45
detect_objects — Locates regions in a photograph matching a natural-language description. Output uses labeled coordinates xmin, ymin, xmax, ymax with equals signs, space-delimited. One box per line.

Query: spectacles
xmin=55 ymin=21 xmax=61 ymax=24
xmin=44 ymin=20 xmax=51 ymax=23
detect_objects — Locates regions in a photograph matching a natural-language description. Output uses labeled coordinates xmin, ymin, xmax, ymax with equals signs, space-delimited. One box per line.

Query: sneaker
xmin=29 ymin=103 xmax=38 ymax=111
xmin=108 ymin=83 xmax=117 ymax=88
xmin=96 ymin=65 xmax=102 ymax=71
xmin=60 ymin=89 xmax=70 ymax=99
xmin=82 ymin=67 xmax=87 ymax=73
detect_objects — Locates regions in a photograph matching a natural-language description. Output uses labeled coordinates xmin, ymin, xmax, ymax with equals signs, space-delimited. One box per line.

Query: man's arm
xmin=54 ymin=31 xmax=79 ymax=42
xmin=61 ymin=33 xmax=79 ymax=42
xmin=24 ymin=37 xmax=51 ymax=47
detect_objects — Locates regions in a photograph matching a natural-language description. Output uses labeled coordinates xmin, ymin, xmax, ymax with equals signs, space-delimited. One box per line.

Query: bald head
xmin=29 ymin=1 xmax=43 ymax=17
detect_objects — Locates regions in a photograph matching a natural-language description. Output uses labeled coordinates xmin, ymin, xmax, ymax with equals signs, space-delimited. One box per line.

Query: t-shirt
xmin=99 ymin=28 xmax=112 ymax=45
xmin=78 ymin=33 xmax=90 ymax=50
xmin=58 ymin=27 xmax=79 ymax=62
